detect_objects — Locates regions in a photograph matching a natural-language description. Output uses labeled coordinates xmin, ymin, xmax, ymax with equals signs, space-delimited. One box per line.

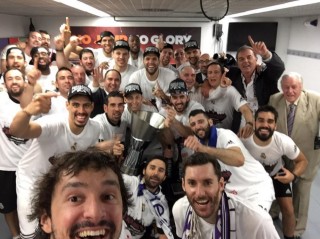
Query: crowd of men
xmin=0 ymin=22 xmax=319 ymax=239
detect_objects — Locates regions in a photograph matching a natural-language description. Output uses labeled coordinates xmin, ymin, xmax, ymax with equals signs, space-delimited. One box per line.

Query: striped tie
xmin=287 ymin=104 xmax=296 ymax=136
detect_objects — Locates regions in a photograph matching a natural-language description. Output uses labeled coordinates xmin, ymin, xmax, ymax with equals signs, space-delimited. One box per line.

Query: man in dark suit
xmin=227 ymin=35 xmax=285 ymax=133
xmin=195 ymin=53 xmax=210 ymax=84
xmin=269 ymin=72 xmax=320 ymax=238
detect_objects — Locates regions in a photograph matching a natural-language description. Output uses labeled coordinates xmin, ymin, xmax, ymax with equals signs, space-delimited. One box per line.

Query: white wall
xmin=0 ymin=14 xmax=29 ymax=38
xmin=1 ymin=14 xmax=319 ymax=92
xmin=285 ymin=16 xmax=320 ymax=92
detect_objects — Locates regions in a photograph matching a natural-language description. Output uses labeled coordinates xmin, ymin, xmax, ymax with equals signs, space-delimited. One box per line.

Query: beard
xmin=195 ymin=124 xmax=210 ymax=140
xmin=38 ymin=62 xmax=50 ymax=72
xmin=8 ymin=85 xmax=24 ymax=97
xmin=255 ymin=127 xmax=274 ymax=141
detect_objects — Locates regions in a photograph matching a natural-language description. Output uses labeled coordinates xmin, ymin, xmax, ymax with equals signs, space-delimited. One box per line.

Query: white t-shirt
xmin=129 ymin=67 xmax=176 ymax=110
xmin=204 ymin=86 xmax=247 ymax=130
xmin=93 ymin=48 xmax=113 ymax=67
xmin=16 ymin=115 xmax=101 ymax=236
xmin=119 ymin=64 xmax=138 ymax=92
xmin=128 ymin=51 xmax=144 ymax=69
xmin=173 ymin=195 xmax=280 ymax=239
xmin=0 ymin=92 xmax=32 ymax=170
xmin=215 ymin=128 xmax=275 ymax=206
xmin=93 ymin=113 xmax=127 ymax=142
xmin=241 ymin=131 xmax=300 ymax=176
xmin=26 ymin=65 xmax=58 ymax=92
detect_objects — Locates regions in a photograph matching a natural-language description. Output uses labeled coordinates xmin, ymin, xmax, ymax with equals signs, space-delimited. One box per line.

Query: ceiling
xmin=0 ymin=0 xmax=319 ymax=20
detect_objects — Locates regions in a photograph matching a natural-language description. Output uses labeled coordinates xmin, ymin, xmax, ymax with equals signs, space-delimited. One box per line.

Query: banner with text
xmin=70 ymin=26 xmax=201 ymax=51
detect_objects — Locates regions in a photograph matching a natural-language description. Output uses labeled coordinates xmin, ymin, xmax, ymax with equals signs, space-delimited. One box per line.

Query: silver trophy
xmin=121 ymin=110 xmax=165 ymax=175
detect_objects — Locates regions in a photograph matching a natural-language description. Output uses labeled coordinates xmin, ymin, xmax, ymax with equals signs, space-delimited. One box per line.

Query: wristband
xmin=55 ymin=49 xmax=64 ymax=52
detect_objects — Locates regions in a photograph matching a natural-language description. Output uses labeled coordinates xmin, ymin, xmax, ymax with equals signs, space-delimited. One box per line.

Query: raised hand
xmin=27 ymin=56 xmax=41 ymax=86
xmin=248 ymin=35 xmax=270 ymax=59
xmin=220 ymin=68 xmax=231 ymax=88
xmin=25 ymin=91 xmax=59 ymax=115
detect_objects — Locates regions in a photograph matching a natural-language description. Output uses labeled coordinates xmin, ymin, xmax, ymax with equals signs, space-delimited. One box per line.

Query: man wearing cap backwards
xmin=159 ymin=43 xmax=179 ymax=76
xmin=184 ymin=40 xmax=201 ymax=73
xmin=112 ymin=40 xmax=137 ymax=91
xmin=94 ymin=30 xmax=115 ymax=67
xmin=128 ymin=35 xmax=144 ymax=69
xmin=129 ymin=46 xmax=176 ymax=110
xmin=9 ymin=85 xmax=115 ymax=239
xmin=27 ymin=46 xmax=58 ymax=93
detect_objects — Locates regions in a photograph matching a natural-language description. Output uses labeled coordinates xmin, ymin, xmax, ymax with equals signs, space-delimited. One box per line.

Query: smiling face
xmin=207 ymin=64 xmax=223 ymax=89
xmin=56 ymin=70 xmax=74 ymax=98
xmin=67 ymin=95 xmax=94 ymax=133
xmin=104 ymin=71 xmax=121 ymax=93
xmin=125 ymin=92 xmax=143 ymax=113
xmin=281 ymin=75 xmax=302 ymax=104
xmin=182 ymin=163 xmax=224 ymax=224
xmin=180 ymin=66 xmax=196 ymax=90
xmin=6 ymin=49 xmax=26 ymax=71
xmin=112 ymin=48 xmax=129 ymax=68
xmin=160 ymin=48 xmax=173 ymax=67
xmin=189 ymin=113 xmax=211 ymax=140
xmin=4 ymin=69 xmax=26 ymax=97
xmin=101 ymin=36 xmax=115 ymax=55
xmin=185 ymin=48 xmax=200 ymax=66
xmin=143 ymin=159 xmax=166 ymax=193
xmin=34 ymin=47 xmax=50 ymax=71
xmin=143 ymin=54 xmax=160 ymax=75
xmin=104 ymin=96 xmax=124 ymax=125
xmin=41 ymin=168 xmax=123 ymax=239
xmin=128 ymin=35 xmax=140 ymax=54
xmin=170 ymin=93 xmax=189 ymax=114
xmin=27 ymin=31 xmax=42 ymax=48
xmin=254 ymin=111 xmax=276 ymax=142
xmin=236 ymin=48 xmax=257 ymax=78
xmin=80 ymin=52 xmax=95 ymax=72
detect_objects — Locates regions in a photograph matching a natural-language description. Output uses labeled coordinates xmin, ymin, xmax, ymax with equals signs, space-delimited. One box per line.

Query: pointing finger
xmin=66 ymin=17 xmax=70 ymax=30
xmin=33 ymin=55 xmax=39 ymax=70
xmin=248 ymin=35 xmax=255 ymax=47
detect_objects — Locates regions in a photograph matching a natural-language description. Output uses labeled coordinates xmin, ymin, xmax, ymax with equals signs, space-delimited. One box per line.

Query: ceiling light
xmin=227 ymin=0 xmax=320 ymax=18
xmin=53 ymin=0 xmax=111 ymax=17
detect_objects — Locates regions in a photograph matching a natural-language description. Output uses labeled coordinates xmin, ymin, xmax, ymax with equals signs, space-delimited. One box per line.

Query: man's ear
xmin=208 ymin=118 xmax=213 ymax=126
xmin=182 ymin=178 xmax=186 ymax=192
xmin=40 ymin=213 xmax=53 ymax=234
xmin=218 ymin=177 xmax=225 ymax=192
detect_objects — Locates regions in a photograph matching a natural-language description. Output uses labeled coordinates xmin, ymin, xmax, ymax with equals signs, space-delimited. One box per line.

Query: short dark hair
xmin=3 ymin=68 xmax=25 ymax=82
xmin=143 ymin=155 xmax=167 ymax=173
xmin=39 ymin=30 xmax=49 ymax=35
xmin=104 ymin=69 xmax=121 ymax=82
xmin=55 ymin=66 xmax=72 ymax=80
xmin=105 ymin=91 xmax=124 ymax=105
xmin=182 ymin=152 xmax=221 ymax=179
xmin=189 ymin=109 xmax=209 ymax=119
xmin=79 ymin=48 xmax=94 ymax=60
xmin=236 ymin=45 xmax=257 ymax=60
xmin=206 ymin=61 xmax=225 ymax=74
xmin=255 ymin=105 xmax=279 ymax=123
xmin=28 ymin=147 xmax=129 ymax=239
